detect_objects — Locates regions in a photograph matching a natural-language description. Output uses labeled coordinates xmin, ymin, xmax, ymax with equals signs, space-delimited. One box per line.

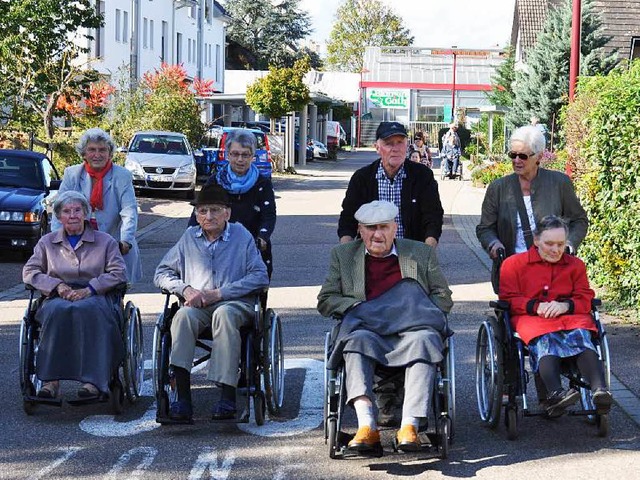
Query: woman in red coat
xmin=499 ymin=215 xmax=612 ymax=417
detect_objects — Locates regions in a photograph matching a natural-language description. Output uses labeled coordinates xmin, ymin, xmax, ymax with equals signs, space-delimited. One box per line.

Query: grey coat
xmin=52 ymin=163 xmax=142 ymax=283
xmin=317 ymin=238 xmax=453 ymax=319
xmin=476 ymin=168 xmax=588 ymax=256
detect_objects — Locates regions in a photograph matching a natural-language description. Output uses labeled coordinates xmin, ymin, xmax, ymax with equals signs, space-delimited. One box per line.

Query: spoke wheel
xmin=475 ymin=318 xmax=503 ymax=428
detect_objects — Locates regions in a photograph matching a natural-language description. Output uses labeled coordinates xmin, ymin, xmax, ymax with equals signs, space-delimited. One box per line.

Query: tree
xmin=486 ymin=45 xmax=516 ymax=109
xmin=325 ymin=0 xmax=414 ymax=73
xmin=0 ymin=0 xmax=102 ymax=138
xmin=223 ymin=0 xmax=313 ymax=70
xmin=245 ymin=58 xmax=311 ymax=130
xmin=507 ymin=0 xmax=618 ymax=131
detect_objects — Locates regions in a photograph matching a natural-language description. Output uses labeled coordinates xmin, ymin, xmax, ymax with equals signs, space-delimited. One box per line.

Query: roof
xmin=132 ymin=131 xmax=188 ymax=137
xmin=0 ymin=149 xmax=48 ymax=160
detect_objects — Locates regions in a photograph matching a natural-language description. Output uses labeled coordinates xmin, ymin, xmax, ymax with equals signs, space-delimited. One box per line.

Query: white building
xmin=76 ymin=0 xmax=230 ymax=94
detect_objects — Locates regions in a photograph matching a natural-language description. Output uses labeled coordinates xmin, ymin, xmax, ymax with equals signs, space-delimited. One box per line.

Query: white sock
xmin=400 ymin=416 xmax=420 ymax=429
xmin=353 ymin=398 xmax=376 ymax=430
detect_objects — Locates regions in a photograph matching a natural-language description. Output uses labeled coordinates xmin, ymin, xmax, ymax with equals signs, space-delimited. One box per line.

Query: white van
xmin=326 ymin=121 xmax=347 ymax=147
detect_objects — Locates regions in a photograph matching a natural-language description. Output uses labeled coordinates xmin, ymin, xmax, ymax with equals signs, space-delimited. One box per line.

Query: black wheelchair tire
xmin=475 ymin=317 xmax=504 ymax=429
xmin=505 ymin=407 xmax=518 ymax=440
xmin=438 ymin=417 xmax=451 ymax=459
xmin=328 ymin=417 xmax=339 ymax=459
xmin=124 ymin=302 xmax=144 ymax=404
xmin=264 ymin=309 xmax=284 ymax=416
xmin=596 ymin=414 xmax=609 ymax=437
xmin=110 ymin=379 xmax=125 ymax=415
xmin=254 ymin=390 xmax=266 ymax=426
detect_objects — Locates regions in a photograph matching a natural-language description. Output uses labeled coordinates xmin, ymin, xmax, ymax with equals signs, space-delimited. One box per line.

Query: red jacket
xmin=498 ymin=246 xmax=596 ymax=344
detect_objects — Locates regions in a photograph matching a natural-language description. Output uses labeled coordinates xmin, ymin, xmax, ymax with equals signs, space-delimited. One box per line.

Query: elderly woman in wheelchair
xmin=153 ymin=184 xmax=271 ymax=424
xmin=21 ymin=191 xmax=142 ymax=412
xmin=476 ymin=215 xmax=612 ymax=438
xmin=318 ymin=200 xmax=454 ymax=457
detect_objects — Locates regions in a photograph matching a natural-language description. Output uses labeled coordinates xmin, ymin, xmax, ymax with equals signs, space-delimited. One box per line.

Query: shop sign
xmin=367 ymin=89 xmax=409 ymax=109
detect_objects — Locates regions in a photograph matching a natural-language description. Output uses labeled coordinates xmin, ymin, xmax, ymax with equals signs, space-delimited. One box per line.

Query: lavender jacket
xmin=23 ymin=227 xmax=127 ymax=296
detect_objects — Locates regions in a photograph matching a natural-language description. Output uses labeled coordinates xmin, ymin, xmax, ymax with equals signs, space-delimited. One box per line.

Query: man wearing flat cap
xmin=318 ymin=200 xmax=453 ymax=453
xmin=154 ymin=183 xmax=269 ymax=423
xmin=338 ymin=121 xmax=444 ymax=247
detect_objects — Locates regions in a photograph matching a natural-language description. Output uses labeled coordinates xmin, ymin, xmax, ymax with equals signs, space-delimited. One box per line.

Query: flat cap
xmin=354 ymin=200 xmax=399 ymax=225
xmin=375 ymin=121 xmax=407 ymax=140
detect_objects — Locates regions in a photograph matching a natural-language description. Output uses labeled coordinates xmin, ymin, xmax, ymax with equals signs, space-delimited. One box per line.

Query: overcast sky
xmin=300 ymin=0 xmax=516 ymax=53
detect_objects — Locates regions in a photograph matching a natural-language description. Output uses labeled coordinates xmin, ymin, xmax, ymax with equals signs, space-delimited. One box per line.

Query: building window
xmin=187 ymin=38 xmax=192 ymax=63
xmin=161 ymin=21 xmax=168 ymax=62
xmin=189 ymin=5 xmax=196 ymax=18
xmin=95 ymin=1 xmax=105 ymax=57
xmin=205 ymin=0 xmax=212 ymax=24
xmin=115 ymin=9 xmax=121 ymax=42
xmin=143 ymin=18 xmax=148 ymax=49
xmin=631 ymin=37 xmax=640 ymax=60
xmin=150 ymin=19 xmax=154 ymax=50
xmin=123 ymin=10 xmax=129 ymax=44
xmin=176 ymin=32 xmax=183 ymax=63
xmin=208 ymin=44 xmax=212 ymax=69
xmin=215 ymin=44 xmax=220 ymax=82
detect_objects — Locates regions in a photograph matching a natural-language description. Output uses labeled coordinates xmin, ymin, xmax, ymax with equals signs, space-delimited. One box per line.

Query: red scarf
xmin=84 ymin=159 xmax=113 ymax=211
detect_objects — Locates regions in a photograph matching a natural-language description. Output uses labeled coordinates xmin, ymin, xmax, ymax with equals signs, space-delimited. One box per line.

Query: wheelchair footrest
xmin=67 ymin=394 xmax=108 ymax=406
xmin=156 ymin=416 xmax=194 ymax=426
xmin=24 ymin=395 xmax=63 ymax=407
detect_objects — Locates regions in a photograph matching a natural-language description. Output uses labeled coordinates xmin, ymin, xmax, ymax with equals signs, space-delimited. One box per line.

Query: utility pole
xmin=567 ymin=0 xmax=581 ymax=176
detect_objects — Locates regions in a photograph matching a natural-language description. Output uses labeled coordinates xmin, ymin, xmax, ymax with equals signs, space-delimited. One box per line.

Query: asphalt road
xmin=1 ymin=152 xmax=639 ymax=479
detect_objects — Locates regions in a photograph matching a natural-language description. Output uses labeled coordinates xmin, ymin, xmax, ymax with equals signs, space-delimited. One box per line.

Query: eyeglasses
xmin=227 ymin=152 xmax=254 ymax=160
xmin=507 ymin=151 xmax=535 ymax=160
xmin=196 ymin=206 xmax=228 ymax=216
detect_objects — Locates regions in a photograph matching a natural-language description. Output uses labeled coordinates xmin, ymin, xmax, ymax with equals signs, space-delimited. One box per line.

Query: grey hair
xmin=225 ymin=129 xmax=256 ymax=154
xmin=534 ymin=215 xmax=568 ymax=237
xmin=509 ymin=125 xmax=546 ymax=155
xmin=53 ymin=191 xmax=91 ymax=219
xmin=75 ymin=127 xmax=116 ymax=157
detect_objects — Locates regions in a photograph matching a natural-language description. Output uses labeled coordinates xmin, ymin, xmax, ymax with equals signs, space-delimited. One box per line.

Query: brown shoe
xmin=348 ymin=426 xmax=381 ymax=451
xmin=396 ymin=425 xmax=420 ymax=452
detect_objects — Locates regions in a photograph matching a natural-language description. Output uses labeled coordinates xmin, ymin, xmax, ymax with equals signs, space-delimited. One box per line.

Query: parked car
xmin=198 ymin=126 xmax=273 ymax=178
xmin=295 ymin=141 xmax=314 ymax=162
xmin=309 ymin=139 xmax=329 ymax=159
xmin=122 ymin=131 xmax=197 ymax=199
xmin=0 ymin=149 xmax=61 ymax=252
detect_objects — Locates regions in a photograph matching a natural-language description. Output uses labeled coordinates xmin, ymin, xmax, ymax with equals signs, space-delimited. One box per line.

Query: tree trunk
xmin=43 ymin=93 xmax=59 ymax=140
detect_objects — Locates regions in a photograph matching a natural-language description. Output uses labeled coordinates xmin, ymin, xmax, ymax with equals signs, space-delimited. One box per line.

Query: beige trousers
xmin=169 ymin=300 xmax=253 ymax=387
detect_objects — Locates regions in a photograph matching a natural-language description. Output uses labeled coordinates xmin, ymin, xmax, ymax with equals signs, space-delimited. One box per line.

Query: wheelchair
xmin=475 ymin=297 xmax=611 ymax=439
xmin=152 ymin=289 xmax=284 ymax=425
xmin=440 ymin=154 xmax=463 ymax=181
xmin=19 ymin=283 xmax=144 ymax=415
xmin=323 ymin=322 xmax=456 ymax=459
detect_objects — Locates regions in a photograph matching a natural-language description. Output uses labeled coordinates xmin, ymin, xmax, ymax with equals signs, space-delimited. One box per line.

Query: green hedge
xmin=567 ymin=61 xmax=640 ymax=309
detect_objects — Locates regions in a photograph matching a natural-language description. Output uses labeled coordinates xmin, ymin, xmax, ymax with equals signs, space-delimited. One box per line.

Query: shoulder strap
xmin=510 ymin=175 xmax=533 ymax=249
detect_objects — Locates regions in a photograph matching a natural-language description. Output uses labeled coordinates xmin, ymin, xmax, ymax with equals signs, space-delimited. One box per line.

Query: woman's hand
xmin=57 ymin=284 xmax=92 ymax=302
xmin=119 ymin=241 xmax=131 ymax=255
xmin=537 ymin=301 xmax=569 ymax=318
xmin=489 ymin=241 xmax=506 ymax=259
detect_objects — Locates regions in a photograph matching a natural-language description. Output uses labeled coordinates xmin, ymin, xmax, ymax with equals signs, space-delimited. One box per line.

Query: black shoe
xmin=592 ymin=388 xmax=613 ymax=414
xmin=211 ymin=399 xmax=236 ymax=420
xmin=546 ymin=388 xmax=580 ymax=418
xmin=169 ymin=400 xmax=193 ymax=422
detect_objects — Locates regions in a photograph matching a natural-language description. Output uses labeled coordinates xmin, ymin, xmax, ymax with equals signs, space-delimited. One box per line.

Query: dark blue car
xmin=0 ymin=150 xmax=61 ymax=251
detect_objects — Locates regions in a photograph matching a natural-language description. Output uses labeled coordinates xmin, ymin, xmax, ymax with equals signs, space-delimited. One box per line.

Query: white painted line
xmin=238 ymin=358 xmax=324 ymax=438
xmin=188 ymin=448 xmax=236 ymax=480
xmin=28 ymin=447 xmax=83 ymax=480
xmin=103 ymin=446 xmax=157 ymax=479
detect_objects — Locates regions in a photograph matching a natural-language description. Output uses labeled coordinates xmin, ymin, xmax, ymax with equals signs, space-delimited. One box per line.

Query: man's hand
xmin=256 ymin=238 xmax=267 ymax=252
xmin=339 ymin=235 xmax=353 ymax=244
xmin=537 ymin=301 xmax=569 ymax=318
xmin=202 ymin=289 xmax=223 ymax=306
xmin=489 ymin=241 xmax=506 ymax=259
xmin=183 ymin=286 xmax=207 ymax=308
xmin=425 ymin=237 xmax=438 ymax=248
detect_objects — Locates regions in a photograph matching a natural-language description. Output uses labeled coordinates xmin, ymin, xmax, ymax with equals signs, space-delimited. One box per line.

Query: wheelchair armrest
xmin=25 ymin=284 xmax=36 ymax=291
xmin=112 ymin=282 xmax=128 ymax=295
xmin=490 ymin=299 xmax=510 ymax=311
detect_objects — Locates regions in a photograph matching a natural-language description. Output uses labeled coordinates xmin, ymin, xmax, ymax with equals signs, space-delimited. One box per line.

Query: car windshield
xmin=129 ymin=135 xmax=189 ymax=154
xmin=0 ymin=155 xmax=42 ymax=190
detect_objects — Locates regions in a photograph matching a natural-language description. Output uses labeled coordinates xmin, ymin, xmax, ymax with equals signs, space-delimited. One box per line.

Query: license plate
xmin=147 ymin=174 xmax=172 ymax=182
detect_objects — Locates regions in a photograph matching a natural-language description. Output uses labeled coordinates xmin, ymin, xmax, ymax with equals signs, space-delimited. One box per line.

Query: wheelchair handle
xmin=496 ymin=247 xmax=506 ymax=262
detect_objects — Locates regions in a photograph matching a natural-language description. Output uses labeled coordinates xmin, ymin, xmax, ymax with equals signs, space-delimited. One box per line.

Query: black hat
xmin=375 ymin=121 xmax=408 ymax=140
xmin=190 ymin=184 xmax=231 ymax=207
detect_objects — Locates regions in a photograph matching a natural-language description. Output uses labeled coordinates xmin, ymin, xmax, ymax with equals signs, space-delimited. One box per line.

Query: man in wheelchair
xmin=154 ymin=184 xmax=269 ymax=423
xmin=318 ymin=200 xmax=453 ymax=453
xmin=499 ymin=215 xmax=612 ymax=418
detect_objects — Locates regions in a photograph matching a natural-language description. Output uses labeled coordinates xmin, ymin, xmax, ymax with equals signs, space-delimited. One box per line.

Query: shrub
xmin=565 ymin=61 xmax=640 ymax=309
xmin=470 ymin=159 xmax=512 ymax=186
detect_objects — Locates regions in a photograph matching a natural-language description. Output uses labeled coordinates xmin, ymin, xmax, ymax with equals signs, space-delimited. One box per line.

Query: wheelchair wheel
xmin=328 ymin=417 xmax=339 ymax=459
xmin=323 ymin=331 xmax=331 ymax=441
xmin=152 ymin=316 xmax=172 ymax=420
xmin=263 ymin=309 xmax=284 ymax=416
xmin=110 ymin=378 xmax=125 ymax=415
xmin=437 ymin=416 xmax=451 ymax=459
xmin=443 ymin=336 xmax=456 ymax=443
xmin=596 ymin=413 xmax=609 ymax=437
xmin=19 ymin=317 xmax=40 ymax=415
xmin=505 ymin=406 xmax=518 ymax=440
xmin=580 ymin=330 xmax=611 ymax=424
xmin=123 ymin=301 xmax=144 ymax=404
xmin=254 ymin=390 xmax=266 ymax=426
xmin=475 ymin=317 xmax=504 ymax=428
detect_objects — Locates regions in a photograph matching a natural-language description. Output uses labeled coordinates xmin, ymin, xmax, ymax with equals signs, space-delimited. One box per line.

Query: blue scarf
xmin=216 ymin=163 xmax=259 ymax=194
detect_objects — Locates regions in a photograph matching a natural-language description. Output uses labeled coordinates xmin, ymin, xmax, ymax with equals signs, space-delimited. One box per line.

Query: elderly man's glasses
xmin=196 ymin=206 xmax=227 ymax=216
xmin=507 ymin=151 xmax=535 ymax=160
xmin=227 ymin=152 xmax=254 ymax=160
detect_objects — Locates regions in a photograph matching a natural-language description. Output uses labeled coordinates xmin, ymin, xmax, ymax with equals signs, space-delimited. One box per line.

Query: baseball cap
xmin=375 ymin=122 xmax=408 ymax=140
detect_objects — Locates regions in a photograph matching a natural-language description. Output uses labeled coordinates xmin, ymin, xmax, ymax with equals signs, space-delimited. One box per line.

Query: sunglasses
xmin=507 ymin=151 xmax=535 ymax=160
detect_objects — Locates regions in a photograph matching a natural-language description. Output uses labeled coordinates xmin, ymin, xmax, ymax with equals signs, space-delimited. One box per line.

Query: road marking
xmin=103 ymin=446 xmax=157 ymax=479
xmin=27 ymin=447 xmax=83 ymax=480
xmin=238 ymin=358 xmax=324 ymax=437
xmin=188 ymin=448 xmax=236 ymax=480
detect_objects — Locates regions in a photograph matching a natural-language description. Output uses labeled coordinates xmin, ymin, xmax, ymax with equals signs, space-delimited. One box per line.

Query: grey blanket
xmin=327 ymin=278 xmax=452 ymax=370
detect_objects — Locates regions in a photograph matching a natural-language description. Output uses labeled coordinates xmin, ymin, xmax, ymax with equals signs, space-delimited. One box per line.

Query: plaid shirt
xmin=376 ymin=162 xmax=406 ymax=238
